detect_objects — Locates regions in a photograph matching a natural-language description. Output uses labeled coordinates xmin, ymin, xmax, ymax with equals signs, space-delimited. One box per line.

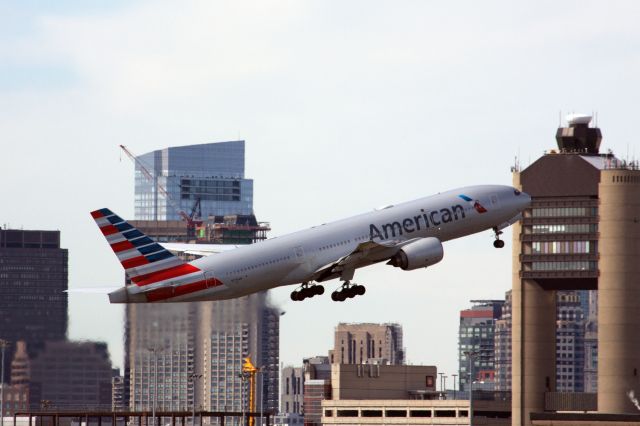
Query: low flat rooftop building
xmin=322 ymin=399 xmax=510 ymax=425
xmin=331 ymin=364 xmax=437 ymax=400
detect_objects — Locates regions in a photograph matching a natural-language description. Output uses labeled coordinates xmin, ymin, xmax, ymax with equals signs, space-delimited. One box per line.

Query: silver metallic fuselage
xmin=128 ymin=184 xmax=530 ymax=302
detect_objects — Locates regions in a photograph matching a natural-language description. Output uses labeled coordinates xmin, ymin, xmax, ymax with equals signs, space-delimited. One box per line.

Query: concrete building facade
xmin=281 ymin=366 xmax=304 ymax=415
xmin=331 ymin=364 xmax=437 ymax=401
xmin=329 ymin=323 xmax=404 ymax=365
xmin=511 ymin=115 xmax=640 ymax=424
xmin=321 ymin=399 xmax=510 ymax=426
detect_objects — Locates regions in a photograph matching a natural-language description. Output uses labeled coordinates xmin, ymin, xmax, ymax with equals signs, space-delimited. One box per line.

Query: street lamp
xmin=464 ymin=350 xmax=480 ymax=426
xmin=443 ymin=375 xmax=448 ymax=398
xmin=258 ymin=366 xmax=267 ymax=426
xmin=188 ymin=373 xmax=203 ymax=426
xmin=0 ymin=340 xmax=10 ymax=426
xmin=452 ymin=374 xmax=458 ymax=399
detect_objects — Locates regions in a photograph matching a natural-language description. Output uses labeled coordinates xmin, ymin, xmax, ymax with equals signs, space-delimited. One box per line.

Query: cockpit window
xmin=514 ymin=189 xmax=521 ymax=195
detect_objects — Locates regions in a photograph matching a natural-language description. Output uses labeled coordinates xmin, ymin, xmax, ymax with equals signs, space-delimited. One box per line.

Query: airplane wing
xmin=310 ymin=238 xmax=418 ymax=282
xmin=161 ymin=242 xmax=239 ymax=256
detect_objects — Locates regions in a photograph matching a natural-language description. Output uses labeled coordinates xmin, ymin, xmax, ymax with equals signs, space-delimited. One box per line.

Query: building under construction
xmin=129 ymin=215 xmax=270 ymax=245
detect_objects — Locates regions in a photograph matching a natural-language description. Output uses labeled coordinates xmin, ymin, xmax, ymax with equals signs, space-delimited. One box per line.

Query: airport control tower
xmin=511 ymin=115 xmax=640 ymax=425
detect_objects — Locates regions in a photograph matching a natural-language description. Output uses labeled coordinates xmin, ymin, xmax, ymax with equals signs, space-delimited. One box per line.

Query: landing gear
xmin=290 ymin=282 xmax=324 ymax=301
xmin=493 ymin=226 xmax=505 ymax=249
xmin=331 ymin=281 xmax=366 ymax=302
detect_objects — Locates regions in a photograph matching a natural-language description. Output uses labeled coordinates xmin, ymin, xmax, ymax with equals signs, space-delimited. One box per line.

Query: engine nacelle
xmin=387 ymin=237 xmax=444 ymax=271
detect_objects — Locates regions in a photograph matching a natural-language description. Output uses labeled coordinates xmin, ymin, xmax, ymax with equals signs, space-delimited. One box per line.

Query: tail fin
xmin=90 ymin=208 xmax=200 ymax=285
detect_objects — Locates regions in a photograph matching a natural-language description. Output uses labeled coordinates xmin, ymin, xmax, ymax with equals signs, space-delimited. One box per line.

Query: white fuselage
xmin=132 ymin=185 xmax=529 ymax=302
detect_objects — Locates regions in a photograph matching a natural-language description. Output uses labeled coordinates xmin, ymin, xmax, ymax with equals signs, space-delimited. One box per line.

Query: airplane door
xmin=293 ymin=246 xmax=305 ymax=264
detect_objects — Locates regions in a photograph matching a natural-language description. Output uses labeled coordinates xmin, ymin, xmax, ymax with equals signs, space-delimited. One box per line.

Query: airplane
xmin=93 ymin=185 xmax=530 ymax=304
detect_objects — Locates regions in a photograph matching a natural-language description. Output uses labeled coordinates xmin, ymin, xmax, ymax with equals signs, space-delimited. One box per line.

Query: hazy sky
xmin=2 ymin=1 xmax=640 ymax=382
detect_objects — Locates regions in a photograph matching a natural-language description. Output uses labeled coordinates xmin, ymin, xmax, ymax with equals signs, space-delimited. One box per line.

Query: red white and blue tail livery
xmin=92 ymin=185 xmax=531 ymax=303
xmin=90 ymin=208 xmax=221 ymax=302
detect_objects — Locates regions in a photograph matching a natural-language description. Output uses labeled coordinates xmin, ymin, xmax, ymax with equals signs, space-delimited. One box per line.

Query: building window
xmin=531 ymin=207 xmax=597 ymax=217
xmin=426 ymin=375 xmax=434 ymax=388
xmin=386 ymin=410 xmax=407 ymax=417
xmin=531 ymin=224 xmax=598 ymax=234
xmin=531 ymin=261 xmax=597 ymax=271
xmin=532 ymin=241 xmax=593 ymax=254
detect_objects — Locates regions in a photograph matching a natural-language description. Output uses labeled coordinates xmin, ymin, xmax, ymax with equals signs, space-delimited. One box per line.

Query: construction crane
xmin=241 ymin=357 xmax=258 ymax=426
xmin=119 ymin=145 xmax=202 ymax=239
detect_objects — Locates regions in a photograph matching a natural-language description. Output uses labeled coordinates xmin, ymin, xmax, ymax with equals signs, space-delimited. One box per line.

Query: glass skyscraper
xmin=134 ymin=140 xmax=253 ymax=220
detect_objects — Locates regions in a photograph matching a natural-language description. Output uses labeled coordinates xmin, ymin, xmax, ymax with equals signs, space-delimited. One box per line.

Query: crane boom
xmin=119 ymin=145 xmax=201 ymax=237
xmin=242 ymin=357 xmax=258 ymax=426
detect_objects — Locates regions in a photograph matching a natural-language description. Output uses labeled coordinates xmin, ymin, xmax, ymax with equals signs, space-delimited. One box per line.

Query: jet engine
xmin=387 ymin=237 xmax=444 ymax=271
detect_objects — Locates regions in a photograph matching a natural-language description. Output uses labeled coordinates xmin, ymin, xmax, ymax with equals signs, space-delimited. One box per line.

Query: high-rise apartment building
xmin=458 ymin=300 xmax=504 ymax=391
xmin=329 ymin=323 xmax=404 ymax=365
xmin=556 ymin=291 xmax=586 ymax=392
xmin=511 ymin=115 xmax=640 ymax=424
xmin=583 ymin=291 xmax=598 ymax=393
xmin=134 ymin=140 xmax=253 ymax=220
xmin=196 ymin=294 xmax=280 ymax=413
xmin=126 ymin=276 xmax=280 ymax=415
xmin=494 ymin=291 xmax=512 ymax=392
xmin=127 ymin=303 xmax=197 ymax=412
xmin=112 ymin=375 xmax=125 ymax=411
xmin=493 ymin=289 xmax=596 ymax=394
xmin=125 ymin=140 xmax=278 ymax=416
xmin=0 ymin=229 xmax=68 ymax=382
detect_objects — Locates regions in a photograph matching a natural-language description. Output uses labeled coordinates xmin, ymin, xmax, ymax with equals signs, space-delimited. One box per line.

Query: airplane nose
xmin=518 ymin=191 xmax=532 ymax=209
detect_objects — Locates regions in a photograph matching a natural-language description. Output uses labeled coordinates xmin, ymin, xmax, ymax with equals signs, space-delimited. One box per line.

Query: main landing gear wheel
xmin=290 ymin=283 xmax=324 ymax=301
xmin=492 ymin=226 xmax=505 ymax=249
xmin=331 ymin=281 xmax=366 ymax=302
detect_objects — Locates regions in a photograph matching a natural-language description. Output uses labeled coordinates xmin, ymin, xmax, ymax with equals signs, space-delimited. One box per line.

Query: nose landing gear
xmin=331 ymin=281 xmax=366 ymax=302
xmin=493 ymin=226 xmax=505 ymax=248
xmin=290 ymin=282 xmax=324 ymax=301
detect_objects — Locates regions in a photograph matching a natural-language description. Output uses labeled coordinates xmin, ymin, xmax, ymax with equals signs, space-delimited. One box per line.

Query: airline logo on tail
xmin=90 ymin=208 xmax=222 ymax=302
xmin=458 ymin=194 xmax=488 ymax=214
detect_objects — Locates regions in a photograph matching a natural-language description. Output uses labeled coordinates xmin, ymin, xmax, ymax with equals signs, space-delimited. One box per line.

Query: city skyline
xmin=1 ymin=1 xmax=640 ymax=381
